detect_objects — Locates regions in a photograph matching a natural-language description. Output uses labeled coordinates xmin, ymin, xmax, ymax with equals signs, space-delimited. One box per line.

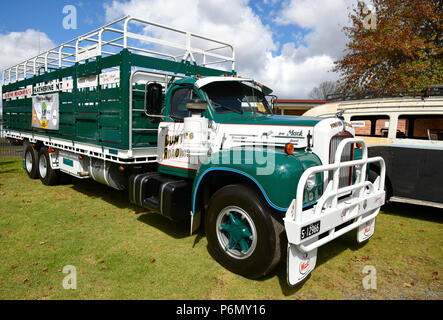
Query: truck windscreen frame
xmin=201 ymin=81 xmax=273 ymax=115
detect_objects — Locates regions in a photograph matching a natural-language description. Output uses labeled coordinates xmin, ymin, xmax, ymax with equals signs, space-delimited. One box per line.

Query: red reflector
xmin=119 ymin=166 xmax=125 ymax=172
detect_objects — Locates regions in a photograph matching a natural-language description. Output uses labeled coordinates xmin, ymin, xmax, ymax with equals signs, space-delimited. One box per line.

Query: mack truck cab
xmin=1 ymin=16 xmax=386 ymax=286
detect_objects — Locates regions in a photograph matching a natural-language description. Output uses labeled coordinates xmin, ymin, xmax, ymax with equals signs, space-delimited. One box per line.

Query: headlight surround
xmin=306 ymin=173 xmax=316 ymax=191
xmin=354 ymin=165 xmax=362 ymax=182
xmin=302 ymin=172 xmax=323 ymax=207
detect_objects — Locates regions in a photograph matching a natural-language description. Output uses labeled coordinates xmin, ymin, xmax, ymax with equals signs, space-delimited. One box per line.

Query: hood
xmin=216 ymin=113 xmax=323 ymax=127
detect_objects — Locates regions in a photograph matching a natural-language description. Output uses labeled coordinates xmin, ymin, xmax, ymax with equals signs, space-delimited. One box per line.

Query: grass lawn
xmin=0 ymin=158 xmax=441 ymax=300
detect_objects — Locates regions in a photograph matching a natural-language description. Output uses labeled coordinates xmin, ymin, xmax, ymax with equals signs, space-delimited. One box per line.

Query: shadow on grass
xmin=137 ymin=212 xmax=190 ymax=239
xmin=0 ymin=160 xmax=22 ymax=174
xmin=68 ymin=177 xmax=133 ymax=210
xmin=381 ymin=202 xmax=443 ymax=224
xmin=0 ymin=169 xmax=21 ymax=174
xmin=0 ymin=160 xmax=18 ymax=166
xmin=66 ymin=175 xmax=191 ymax=239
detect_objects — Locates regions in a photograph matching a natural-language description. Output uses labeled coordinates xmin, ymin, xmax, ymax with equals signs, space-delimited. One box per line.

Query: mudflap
xmin=357 ymin=210 xmax=378 ymax=243
xmin=287 ymin=237 xmax=318 ymax=286
xmin=190 ymin=210 xmax=201 ymax=235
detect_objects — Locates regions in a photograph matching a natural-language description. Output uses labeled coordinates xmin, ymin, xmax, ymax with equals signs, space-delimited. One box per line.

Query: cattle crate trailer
xmin=1 ymin=16 xmax=386 ymax=285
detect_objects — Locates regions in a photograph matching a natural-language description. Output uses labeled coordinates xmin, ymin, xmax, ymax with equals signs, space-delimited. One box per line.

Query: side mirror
xmin=145 ymin=83 xmax=163 ymax=115
xmin=186 ymin=99 xmax=208 ymax=113
xmin=266 ymin=94 xmax=277 ymax=112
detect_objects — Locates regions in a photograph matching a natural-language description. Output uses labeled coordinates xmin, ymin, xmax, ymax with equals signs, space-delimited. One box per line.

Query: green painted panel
xmin=63 ymin=158 xmax=74 ymax=167
xmin=60 ymin=103 xmax=75 ymax=112
xmin=99 ymin=115 xmax=121 ymax=128
xmin=59 ymin=112 xmax=75 ymax=123
xmin=58 ymin=124 xmax=75 ymax=136
xmin=99 ymin=101 xmax=122 ymax=112
xmin=76 ymin=120 xmax=99 ymax=140
xmin=192 ymin=148 xmax=323 ymax=211
xmin=158 ymin=164 xmax=196 ymax=179
xmin=100 ymin=129 xmax=122 ymax=146
xmin=132 ymin=132 xmax=157 ymax=147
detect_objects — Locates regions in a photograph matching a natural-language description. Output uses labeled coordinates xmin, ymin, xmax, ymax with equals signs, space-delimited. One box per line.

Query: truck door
xmin=157 ymin=85 xmax=202 ymax=174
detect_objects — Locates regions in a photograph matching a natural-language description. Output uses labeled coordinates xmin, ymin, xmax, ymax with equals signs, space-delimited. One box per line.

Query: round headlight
xmin=306 ymin=174 xmax=316 ymax=191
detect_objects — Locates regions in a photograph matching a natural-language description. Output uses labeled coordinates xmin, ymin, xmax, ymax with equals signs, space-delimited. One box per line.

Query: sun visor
xmin=195 ymin=76 xmax=273 ymax=95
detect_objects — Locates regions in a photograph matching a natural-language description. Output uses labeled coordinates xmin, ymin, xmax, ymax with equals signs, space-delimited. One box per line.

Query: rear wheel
xmin=205 ymin=184 xmax=284 ymax=279
xmin=24 ymin=144 xmax=39 ymax=179
xmin=38 ymin=148 xmax=60 ymax=186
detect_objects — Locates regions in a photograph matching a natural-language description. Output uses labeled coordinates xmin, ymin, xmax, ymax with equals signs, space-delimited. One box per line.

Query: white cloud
xmin=0 ymin=29 xmax=55 ymax=72
xmin=104 ymin=0 xmax=276 ymax=78
xmin=275 ymin=0 xmax=357 ymax=61
xmin=104 ymin=0 xmax=353 ymax=98
xmin=0 ymin=29 xmax=55 ymax=112
xmin=260 ymin=52 xmax=337 ymax=97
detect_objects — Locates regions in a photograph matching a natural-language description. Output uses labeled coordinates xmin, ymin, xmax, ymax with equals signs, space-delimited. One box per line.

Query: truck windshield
xmin=201 ymin=81 xmax=272 ymax=115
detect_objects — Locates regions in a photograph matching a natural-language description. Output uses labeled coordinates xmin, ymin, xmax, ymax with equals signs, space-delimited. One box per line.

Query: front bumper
xmin=283 ymin=138 xmax=386 ymax=286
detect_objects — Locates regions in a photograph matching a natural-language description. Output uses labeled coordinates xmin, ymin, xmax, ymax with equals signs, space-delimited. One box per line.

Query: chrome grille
xmin=329 ymin=134 xmax=353 ymax=188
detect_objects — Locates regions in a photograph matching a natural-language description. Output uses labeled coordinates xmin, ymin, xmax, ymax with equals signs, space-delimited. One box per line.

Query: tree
xmin=334 ymin=0 xmax=443 ymax=91
xmin=308 ymin=81 xmax=340 ymax=100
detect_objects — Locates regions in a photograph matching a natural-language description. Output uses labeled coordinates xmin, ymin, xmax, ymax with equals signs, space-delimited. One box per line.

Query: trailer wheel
xmin=24 ymin=145 xmax=39 ymax=179
xmin=38 ymin=148 xmax=60 ymax=186
xmin=205 ymin=184 xmax=283 ymax=279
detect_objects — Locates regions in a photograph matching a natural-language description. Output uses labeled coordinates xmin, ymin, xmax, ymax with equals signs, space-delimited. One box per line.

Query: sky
xmin=0 ymin=0 xmax=362 ymax=104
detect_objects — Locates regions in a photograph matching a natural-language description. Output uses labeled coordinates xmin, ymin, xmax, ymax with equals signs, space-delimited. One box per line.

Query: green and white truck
xmin=1 ymin=16 xmax=386 ymax=285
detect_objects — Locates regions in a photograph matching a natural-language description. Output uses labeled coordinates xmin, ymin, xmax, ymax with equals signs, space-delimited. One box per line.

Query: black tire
xmin=37 ymin=147 xmax=60 ymax=186
xmin=24 ymin=144 xmax=39 ymax=179
xmin=205 ymin=184 xmax=284 ymax=279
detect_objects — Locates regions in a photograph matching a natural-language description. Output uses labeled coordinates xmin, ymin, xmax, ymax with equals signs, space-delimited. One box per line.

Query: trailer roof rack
xmin=2 ymin=16 xmax=235 ymax=85
xmin=327 ymin=85 xmax=443 ymax=102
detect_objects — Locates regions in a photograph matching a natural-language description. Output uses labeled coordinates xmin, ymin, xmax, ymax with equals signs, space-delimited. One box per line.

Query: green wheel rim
xmin=216 ymin=206 xmax=257 ymax=260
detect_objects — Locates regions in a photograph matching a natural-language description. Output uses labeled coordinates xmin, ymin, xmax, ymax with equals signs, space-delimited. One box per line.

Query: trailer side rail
xmin=2 ymin=16 xmax=235 ymax=85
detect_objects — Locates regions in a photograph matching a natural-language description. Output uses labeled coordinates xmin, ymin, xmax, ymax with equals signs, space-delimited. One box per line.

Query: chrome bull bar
xmin=284 ymin=138 xmax=386 ymax=286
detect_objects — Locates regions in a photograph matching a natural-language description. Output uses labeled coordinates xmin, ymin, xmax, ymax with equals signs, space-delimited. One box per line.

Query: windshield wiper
xmin=211 ymin=100 xmax=243 ymax=114
xmin=238 ymin=98 xmax=255 ymax=116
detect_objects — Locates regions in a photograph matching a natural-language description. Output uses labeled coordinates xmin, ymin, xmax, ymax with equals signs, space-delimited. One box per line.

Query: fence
xmin=0 ymin=120 xmax=22 ymax=158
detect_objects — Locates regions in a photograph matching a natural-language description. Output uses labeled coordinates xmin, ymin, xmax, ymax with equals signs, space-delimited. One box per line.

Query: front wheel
xmin=205 ymin=184 xmax=284 ymax=279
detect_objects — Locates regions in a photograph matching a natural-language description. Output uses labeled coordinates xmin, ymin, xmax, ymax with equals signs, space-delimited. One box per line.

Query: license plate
xmin=300 ymin=221 xmax=321 ymax=240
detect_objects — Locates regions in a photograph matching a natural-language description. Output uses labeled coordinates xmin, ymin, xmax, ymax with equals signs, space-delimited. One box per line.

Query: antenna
xmin=38 ymin=28 xmax=40 ymax=54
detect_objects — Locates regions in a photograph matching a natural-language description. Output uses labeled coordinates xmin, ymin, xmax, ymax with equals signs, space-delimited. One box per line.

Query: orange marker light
xmin=284 ymin=143 xmax=294 ymax=155
xmin=119 ymin=166 xmax=125 ymax=172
